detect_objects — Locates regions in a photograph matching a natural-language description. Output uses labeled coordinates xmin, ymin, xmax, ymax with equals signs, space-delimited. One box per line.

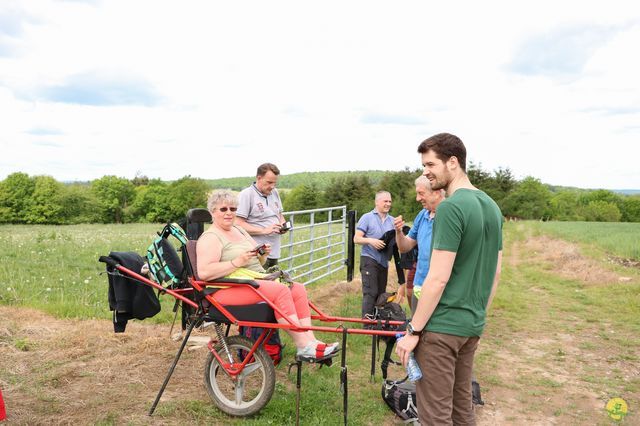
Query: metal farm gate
xmin=280 ymin=206 xmax=356 ymax=285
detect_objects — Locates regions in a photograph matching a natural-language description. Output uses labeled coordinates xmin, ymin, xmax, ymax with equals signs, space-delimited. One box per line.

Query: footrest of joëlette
xmin=295 ymin=350 xmax=339 ymax=364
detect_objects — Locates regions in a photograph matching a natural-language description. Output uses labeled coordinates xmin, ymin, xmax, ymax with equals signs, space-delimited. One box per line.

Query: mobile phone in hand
xmin=253 ymin=244 xmax=267 ymax=256
xmin=279 ymin=221 xmax=292 ymax=234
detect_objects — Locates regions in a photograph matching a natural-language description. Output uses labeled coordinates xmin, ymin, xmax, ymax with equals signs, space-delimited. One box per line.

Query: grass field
xmin=1 ymin=220 xmax=639 ymax=424
xmin=529 ymin=221 xmax=640 ymax=260
xmin=0 ymin=224 xmax=170 ymax=320
xmin=0 ymin=223 xmax=349 ymax=320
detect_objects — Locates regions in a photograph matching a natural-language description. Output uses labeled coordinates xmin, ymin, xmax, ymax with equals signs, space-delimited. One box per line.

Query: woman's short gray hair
xmin=207 ymin=189 xmax=238 ymax=213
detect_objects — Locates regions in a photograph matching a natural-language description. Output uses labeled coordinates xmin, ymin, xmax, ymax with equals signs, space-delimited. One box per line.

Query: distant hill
xmin=548 ymin=185 xmax=640 ymax=195
xmin=614 ymin=189 xmax=640 ymax=195
xmin=206 ymin=170 xmax=392 ymax=190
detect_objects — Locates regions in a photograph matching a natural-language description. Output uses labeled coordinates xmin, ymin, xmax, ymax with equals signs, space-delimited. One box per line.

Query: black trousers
xmin=360 ymin=255 xmax=388 ymax=318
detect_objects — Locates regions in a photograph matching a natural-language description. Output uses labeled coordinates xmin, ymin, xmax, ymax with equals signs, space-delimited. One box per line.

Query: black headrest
xmin=187 ymin=208 xmax=212 ymax=223
xmin=185 ymin=208 xmax=212 ymax=240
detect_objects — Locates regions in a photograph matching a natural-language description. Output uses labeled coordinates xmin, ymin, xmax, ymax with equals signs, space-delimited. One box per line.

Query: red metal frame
xmin=113 ymin=264 xmax=406 ymax=378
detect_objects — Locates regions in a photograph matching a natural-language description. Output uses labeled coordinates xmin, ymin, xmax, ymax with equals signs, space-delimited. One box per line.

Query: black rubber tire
xmin=203 ymin=335 xmax=276 ymax=417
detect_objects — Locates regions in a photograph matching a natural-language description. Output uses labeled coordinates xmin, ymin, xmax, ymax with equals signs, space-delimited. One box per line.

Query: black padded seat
xmin=204 ymin=302 xmax=276 ymax=324
xmin=185 ymin=240 xmax=277 ymax=324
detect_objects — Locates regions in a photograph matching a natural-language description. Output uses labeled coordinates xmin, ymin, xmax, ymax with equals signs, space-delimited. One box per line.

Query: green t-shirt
xmin=426 ymin=189 xmax=503 ymax=337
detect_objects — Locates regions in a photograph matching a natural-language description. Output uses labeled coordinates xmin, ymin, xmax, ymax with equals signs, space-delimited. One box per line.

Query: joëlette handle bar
xmin=99 ymin=258 xmax=406 ymax=338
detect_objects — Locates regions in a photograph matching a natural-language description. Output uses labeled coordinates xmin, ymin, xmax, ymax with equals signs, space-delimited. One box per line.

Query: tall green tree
xmin=501 ymin=176 xmax=552 ymax=219
xmin=0 ymin=172 xmax=36 ymax=223
xmin=131 ymin=173 xmax=150 ymax=187
xmin=59 ymin=184 xmax=100 ymax=224
xmin=283 ymin=183 xmax=321 ymax=213
xmin=129 ymin=179 xmax=170 ymax=223
xmin=323 ymin=175 xmax=375 ymax=217
xmin=549 ymin=190 xmax=582 ymax=221
xmin=91 ymin=176 xmax=136 ymax=223
xmin=621 ymin=195 xmax=640 ymax=222
xmin=467 ymin=162 xmax=492 ymax=189
xmin=468 ymin=163 xmax=516 ymax=208
xmin=581 ymin=200 xmax=622 ymax=222
xmin=23 ymin=176 xmax=64 ymax=224
xmin=488 ymin=167 xmax=517 ymax=208
xmin=166 ymin=176 xmax=209 ymax=221
xmin=578 ymin=189 xmax=623 ymax=210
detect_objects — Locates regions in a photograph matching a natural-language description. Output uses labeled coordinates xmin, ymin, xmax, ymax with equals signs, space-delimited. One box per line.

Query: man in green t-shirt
xmin=395 ymin=133 xmax=503 ymax=425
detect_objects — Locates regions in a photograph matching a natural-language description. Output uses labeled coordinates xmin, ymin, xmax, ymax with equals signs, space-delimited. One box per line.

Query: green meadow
xmin=529 ymin=220 xmax=640 ymax=259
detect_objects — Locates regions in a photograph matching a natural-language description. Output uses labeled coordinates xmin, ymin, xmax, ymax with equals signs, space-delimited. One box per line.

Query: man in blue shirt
xmin=394 ymin=176 xmax=445 ymax=310
xmin=354 ymin=190 xmax=396 ymax=318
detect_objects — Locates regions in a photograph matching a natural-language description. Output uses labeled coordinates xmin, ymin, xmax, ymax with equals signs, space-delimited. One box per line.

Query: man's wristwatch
xmin=406 ymin=323 xmax=423 ymax=336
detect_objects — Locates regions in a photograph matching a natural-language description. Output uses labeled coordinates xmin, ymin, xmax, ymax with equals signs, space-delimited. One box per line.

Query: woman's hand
xmin=233 ymin=250 xmax=258 ymax=268
xmin=257 ymin=244 xmax=271 ymax=265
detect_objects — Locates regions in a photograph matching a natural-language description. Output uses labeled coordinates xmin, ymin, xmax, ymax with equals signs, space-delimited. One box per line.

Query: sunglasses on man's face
xmin=218 ymin=207 xmax=238 ymax=212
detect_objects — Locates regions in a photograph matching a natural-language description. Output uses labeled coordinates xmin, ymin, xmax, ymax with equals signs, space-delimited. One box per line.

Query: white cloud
xmin=0 ymin=0 xmax=639 ymax=189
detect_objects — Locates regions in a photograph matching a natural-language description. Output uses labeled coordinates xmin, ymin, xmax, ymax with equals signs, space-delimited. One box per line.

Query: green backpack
xmin=146 ymin=223 xmax=188 ymax=287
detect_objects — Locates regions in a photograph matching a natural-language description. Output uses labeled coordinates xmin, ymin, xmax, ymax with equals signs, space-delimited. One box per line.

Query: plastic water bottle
xmin=406 ymin=352 xmax=422 ymax=382
xmin=397 ymin=334 xmax=422 ymax=382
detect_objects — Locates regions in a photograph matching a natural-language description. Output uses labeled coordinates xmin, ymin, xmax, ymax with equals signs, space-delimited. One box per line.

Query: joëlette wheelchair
xmin=99 ymin=208 xmax=406 ymax=423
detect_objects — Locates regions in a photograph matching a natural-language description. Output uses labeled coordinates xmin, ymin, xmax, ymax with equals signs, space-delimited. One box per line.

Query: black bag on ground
xmin=472 ymin=378 xmax=484 ymax=405
xmin=382 ymin=378 xmax=419 ymax=422
xmin=382 ymin=377 xmax=485 ymax=421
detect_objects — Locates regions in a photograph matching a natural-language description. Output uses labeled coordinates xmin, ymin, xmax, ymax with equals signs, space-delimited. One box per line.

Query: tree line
xmin=0 ymin=173 xmax=208 ymax=224
xmin=1 ymin=167 xmax=639 ymax=225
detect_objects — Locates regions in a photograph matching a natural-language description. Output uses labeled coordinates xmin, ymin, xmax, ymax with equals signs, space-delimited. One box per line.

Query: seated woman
xmin=196 ymin=189 xmax=338 ymax=361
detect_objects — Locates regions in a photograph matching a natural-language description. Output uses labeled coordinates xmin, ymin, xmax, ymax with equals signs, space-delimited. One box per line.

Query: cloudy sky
xmin=1 ymin=1 xmax=639 ymax=189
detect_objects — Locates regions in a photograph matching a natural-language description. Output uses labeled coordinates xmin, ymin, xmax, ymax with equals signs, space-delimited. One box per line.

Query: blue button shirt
xmin=408 ymin=209 xmax=435 ymax=288
xmin=357 ymin=209 xmax=395 ymax=267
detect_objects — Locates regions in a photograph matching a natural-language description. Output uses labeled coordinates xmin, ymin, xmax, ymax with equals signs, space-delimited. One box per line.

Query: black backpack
xmin=382 ymin=377 xmax=485 ymax=421
xmin=382 ymin=377 xmax=419 ymax=422
xmin=370 ymin=292 xmax=407 ymax=380
xmin=374 ymin=293 xmax=407 ymax=332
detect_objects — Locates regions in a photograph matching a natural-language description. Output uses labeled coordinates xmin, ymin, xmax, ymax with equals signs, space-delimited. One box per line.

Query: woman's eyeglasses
xmin=218 ymin=207 xmax=238 ymax=212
